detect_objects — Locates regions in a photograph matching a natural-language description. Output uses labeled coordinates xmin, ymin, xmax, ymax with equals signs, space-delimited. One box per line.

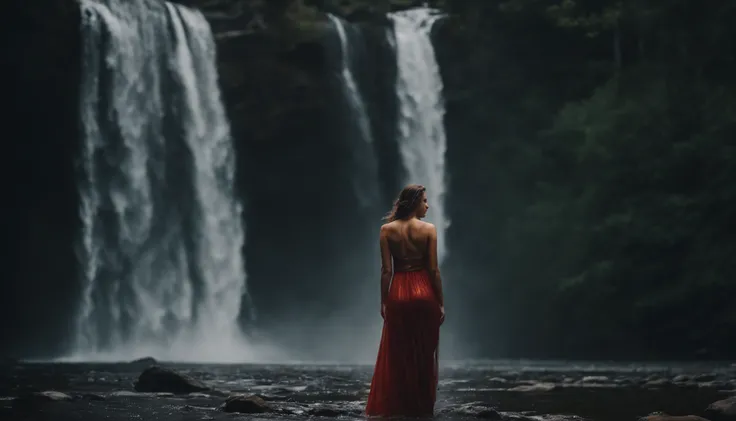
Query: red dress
xmin=365 ymin=268 xmax=442 ymax=417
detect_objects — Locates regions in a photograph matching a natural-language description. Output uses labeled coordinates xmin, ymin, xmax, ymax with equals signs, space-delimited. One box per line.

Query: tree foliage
xmin=439 ymin=0 xmax=736 ymax=359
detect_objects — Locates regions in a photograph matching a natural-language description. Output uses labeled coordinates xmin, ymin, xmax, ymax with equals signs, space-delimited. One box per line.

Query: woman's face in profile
xmin=415 ymin=192 xmax=429 ymax=219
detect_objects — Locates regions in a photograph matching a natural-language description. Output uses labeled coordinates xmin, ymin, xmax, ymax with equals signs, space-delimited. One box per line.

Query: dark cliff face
xmin=202 ymin=0 xmax=404 ymax=331
xmin=2 ymin=0 xmax=82 ymax=356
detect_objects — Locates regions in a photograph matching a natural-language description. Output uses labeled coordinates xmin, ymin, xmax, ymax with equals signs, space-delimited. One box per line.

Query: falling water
xmin=389 ymin=8 xmax=449 ymax=261
xmin=327 ymin=14 xmax=380 ymax=210
xmin=73 ymin=0 xmax=252 ymax=362
xmin=328 ymin=14 xmax=373 ymax=148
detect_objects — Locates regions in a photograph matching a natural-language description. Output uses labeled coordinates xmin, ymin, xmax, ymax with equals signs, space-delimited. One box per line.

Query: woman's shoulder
xmin=381 ymin=219 xmax=435 ymax=231
xmin=414 ymin=219 xmax=436 ymax=232
xmin=379 ymin=221 xmax=396 ymax=236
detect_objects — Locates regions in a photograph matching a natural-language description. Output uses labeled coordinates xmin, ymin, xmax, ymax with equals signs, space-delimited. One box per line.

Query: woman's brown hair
xmin=384 ymin=184 xmax=426 ymax=222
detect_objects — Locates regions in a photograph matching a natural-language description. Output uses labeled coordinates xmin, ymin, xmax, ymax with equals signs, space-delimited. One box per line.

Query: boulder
xmin=640 ymin=414 xmax=710 ymax=421
xmin=220 ymin=394 xmax=274 ymax=413
xmin=12 ymin=391 xmax=73 ymax=408
xmin=706 ymin=396 xmax=736 ymax=421
xmin=134 ymin=366 xmax=211 ymax=394
xmin=129 ymin=356 xmax=158 ymax=366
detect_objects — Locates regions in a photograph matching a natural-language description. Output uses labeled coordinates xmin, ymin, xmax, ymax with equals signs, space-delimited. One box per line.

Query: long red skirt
xmin=365 ymin=269 xmax=441 ymax=417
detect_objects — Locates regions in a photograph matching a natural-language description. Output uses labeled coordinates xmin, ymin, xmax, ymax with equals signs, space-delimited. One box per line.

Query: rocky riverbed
xmin=1 ymin=359 xmax=735 ymax=421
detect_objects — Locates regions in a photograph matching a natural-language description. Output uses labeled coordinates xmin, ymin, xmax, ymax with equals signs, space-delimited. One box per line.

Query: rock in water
xmin=134 ymin=366 xmax=210 ymax=394
xmin=12 ymin=391 xmax=73 ymax=408
xmin=645 ymin=378 xmax=673 ymax=388
xmin=695 ymin=374 xmax=718 ymax=382
xmin=706 ymin=396 xmax=736 ymax=421
xmin=220 ymin=394 xmax=273 ymax=413
xmin=79 ymin=393 xmax=106 ymax=401
xmin=130 ymin=356 xmax=158 ymax=366
xmin=582 ymin=376 xmax=609 ymax=383
xmin=307 ymin=406 xmax=344 ymax=417
xmin=508 ymin=382 xmax=558 ymax=392
xmin=640 ymin=415 xmax=710 ymax=421
xmin=437 ymin=402 xmax=502 ymax=419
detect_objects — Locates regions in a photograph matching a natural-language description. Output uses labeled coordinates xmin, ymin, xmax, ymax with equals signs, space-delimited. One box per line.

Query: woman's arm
xmin=379 ymin=226 xmax=393 ymax=310
xmin=426 ymin=224 xmax=444 ymax=307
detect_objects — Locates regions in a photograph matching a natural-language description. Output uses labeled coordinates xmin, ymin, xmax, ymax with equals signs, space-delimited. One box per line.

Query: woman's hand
xmin=439 ymin=305 xmax=445 ymax=325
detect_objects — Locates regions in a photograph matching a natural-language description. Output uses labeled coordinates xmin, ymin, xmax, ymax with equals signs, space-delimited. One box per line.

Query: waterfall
xmin=328 ymin=14 xmax=373 ymax=148
xmin=389 ymin=8 xmax=449 ymax=261
xmin=327 ymin=14 xmax=381 ymax=210
xmin=73 ymin=0 xmax=251 ymax=362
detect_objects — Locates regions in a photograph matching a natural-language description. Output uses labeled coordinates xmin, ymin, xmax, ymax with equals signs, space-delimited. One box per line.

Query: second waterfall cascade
xmin=327 ymin=14 xmax=381 ymax=211
xmin=71 ymin=0 xmax=269 ymax=362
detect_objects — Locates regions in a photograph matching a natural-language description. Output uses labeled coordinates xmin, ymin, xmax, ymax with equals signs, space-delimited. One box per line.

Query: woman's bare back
xmin=382 ymin=219 xmax=434 ymax=272
xmin=378 ymin=216 xmax=444 ymax=312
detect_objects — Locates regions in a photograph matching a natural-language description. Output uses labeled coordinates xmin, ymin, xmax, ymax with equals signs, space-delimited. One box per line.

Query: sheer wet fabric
xmin=366 ymin=269 xmax=441 ymax=417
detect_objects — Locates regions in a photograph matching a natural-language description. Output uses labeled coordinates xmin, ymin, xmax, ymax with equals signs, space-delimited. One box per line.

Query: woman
xmin=365 ymin=184 xmax=445 ymax=418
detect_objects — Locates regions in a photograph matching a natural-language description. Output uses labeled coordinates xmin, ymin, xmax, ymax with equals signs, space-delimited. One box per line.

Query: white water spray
xmin=72 ymin=0 xmax=261 ymax=362
xmin=389 ymin=8 xmax=449 ymax=260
